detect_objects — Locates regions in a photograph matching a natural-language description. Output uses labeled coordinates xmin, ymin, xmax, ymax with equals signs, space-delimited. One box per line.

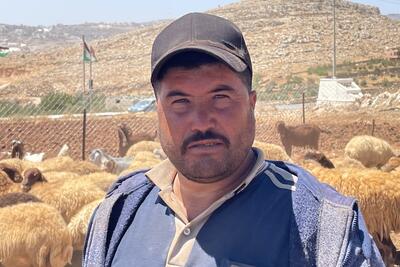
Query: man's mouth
xmin=187 ymin=139 xmax=224 ymax=149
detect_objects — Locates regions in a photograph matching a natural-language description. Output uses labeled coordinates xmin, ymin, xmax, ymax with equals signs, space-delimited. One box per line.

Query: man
xmin=84 ymin=13 xmax=384 ymax=266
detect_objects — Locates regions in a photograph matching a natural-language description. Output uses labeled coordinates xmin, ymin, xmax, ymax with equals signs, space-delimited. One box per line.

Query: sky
xmin=0 ymin=0 xmax=399 ymax=26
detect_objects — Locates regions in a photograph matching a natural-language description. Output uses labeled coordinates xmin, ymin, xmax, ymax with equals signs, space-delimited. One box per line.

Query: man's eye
xmin=214 ymin=94 xmax=229 ymax=99
xmin=172 ymin=98 xmax=189 ymax=104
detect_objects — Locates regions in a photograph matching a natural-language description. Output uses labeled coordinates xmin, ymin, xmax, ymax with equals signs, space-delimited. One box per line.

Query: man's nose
xmin=190 ymin=107 xmax=215 ymax=133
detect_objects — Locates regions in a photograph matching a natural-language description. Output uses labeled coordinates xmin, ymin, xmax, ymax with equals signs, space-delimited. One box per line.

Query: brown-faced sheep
xmin=304 ymin=150 xmax=335 ymax=169
xmin=0 ymin=163 xmax=23 ymax=182
xmin=21 ymin=168 xmax=48 ymax=192
xmin=0 ymin=202 xmax=73 ymax=267
xmin=253 ymin=140 xmax=292 ymax=162
xmin=0 ymin=158 xmax=36 ymax=176
xmin=276 ymin=121 xmax=322 ymax=157
xmin=0 ymin=192 xmax=42 ymax=208
xmin=117 ymin=123 xmax=158 ymax=157
xmin=310 ymin=167 xmax=400 ymax=266
xmin=344 ymin=135 xmax=396 ymax=168
xmin=25 ymin=169 xmax=105 ymax=223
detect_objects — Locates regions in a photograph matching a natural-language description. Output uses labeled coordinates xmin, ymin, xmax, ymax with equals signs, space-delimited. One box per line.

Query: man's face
xmin=156 ymin=63 xmax=256 ymax=183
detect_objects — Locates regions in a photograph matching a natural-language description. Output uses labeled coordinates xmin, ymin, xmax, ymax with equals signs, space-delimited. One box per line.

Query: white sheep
xmin=0 ymin=202 xmax=73 ymax=267
xmin=89 ymin=149 xmax=133 ymax=175
xmin=57 ymin=144 xmax=70 ymax=157
xmin=344 ymin=135 xmax=396 ymax=168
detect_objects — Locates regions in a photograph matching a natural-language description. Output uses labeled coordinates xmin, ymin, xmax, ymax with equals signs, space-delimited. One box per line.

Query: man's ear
xmin=249 ymin=90 xmax=257 ymax=110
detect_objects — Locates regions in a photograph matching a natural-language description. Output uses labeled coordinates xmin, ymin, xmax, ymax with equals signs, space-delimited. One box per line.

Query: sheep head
xmin=11 ymin=140 xmax=24 ymax=159
xmin=276 ymin=121 xmax=286 ymax=134
xmin=22 ymin=168 xmax=47 ymax=192
xmin=0 ymin=163 xmax=23 ymax=183
xmin=304 ymin=150 xmax=335 ymax=169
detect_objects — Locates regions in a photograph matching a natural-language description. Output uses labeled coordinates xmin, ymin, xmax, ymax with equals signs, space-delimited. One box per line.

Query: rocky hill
xmin=1 ymin=0 xmax=399 ymax=99
xmin=0 ymin=22 xmax=144 ymax=52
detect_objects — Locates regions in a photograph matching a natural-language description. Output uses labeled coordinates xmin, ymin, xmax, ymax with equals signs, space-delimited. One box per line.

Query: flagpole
xmin=89 ymin=53 xmax=93 ymax=111
xmin=82 ymin=35 xmax=87 ymax=161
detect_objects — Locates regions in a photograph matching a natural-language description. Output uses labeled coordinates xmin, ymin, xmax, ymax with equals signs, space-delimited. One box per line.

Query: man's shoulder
xmin=105 ymin=169 xmax=154 ymax=197
xmin=264 ymin=160 xmax=356 ymax=208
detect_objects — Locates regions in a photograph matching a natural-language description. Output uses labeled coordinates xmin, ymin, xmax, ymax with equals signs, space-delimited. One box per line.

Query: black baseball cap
xmin=151 ymin=12 xmax=252 ymax=86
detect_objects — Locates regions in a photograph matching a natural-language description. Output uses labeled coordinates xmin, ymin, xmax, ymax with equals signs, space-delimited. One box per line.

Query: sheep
xmin=0 ymin=170 xmax=20 ymax=195
xmin=68 ymin=198 xmax=102 ymax=251
xmin=125 ymin=141 xmax=162 ymax=158
xmin=37 ymin=156 xmax=102 ymax=175
xmin=381 ymin=156 xmax=400 ymax=172
xmin=23 ymin=152 xmax=46 ymax=163
xmin=253 ymin=140 xmax=292 ymax=162
xmin=0 ymin=158 xmax=36 ymax=175
xmin=0 ymin=202 xmax=73 ymax=267
xmin=89 ymin=149 xmax=133 ymax=174
xmin=21 ymin=168 xmax=48 ymax=192
xmin=11 ymin=140 xmax=24 ymax=159
xmin=0 ymin=192 xmax=42 ymax=208
xmin=331 ymin=156 xmax=367 ymax=170
xmin=0 ymin=163 xmax=23 ymax=182
xmin=57 ymin=144 xmax=70 ymax=157
xmin=117 ymin=123 xmax=157 ymax=156
xmin=310 ymin=167 xmax=400 ymax=266
xmin=303 ymin=150 xmax=335 ymax=169
xmin=276 ymin=121 xmax=323 ymax=157
xmin=78 ymin=172 xmax=117 ymax=192
xmin=25 ymin=168 xmax=105 ymax=223
xmin=344 ymin=135 xmax=396 ymax=168
xmin=120 ymin=151 xmax=162 ymax=176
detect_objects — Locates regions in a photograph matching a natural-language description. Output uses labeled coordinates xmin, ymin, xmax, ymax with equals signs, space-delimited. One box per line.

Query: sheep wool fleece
xmin=83 ymin=161 xmax=384 ymax=267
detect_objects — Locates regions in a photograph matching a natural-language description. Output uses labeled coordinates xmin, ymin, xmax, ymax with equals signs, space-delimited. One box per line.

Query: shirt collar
xmin=145 ymin=147 xmax=267 ymax=193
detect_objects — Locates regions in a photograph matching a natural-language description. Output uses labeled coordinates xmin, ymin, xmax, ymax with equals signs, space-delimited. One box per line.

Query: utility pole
xmin=333 ymin=0 xmax=336 ymax=79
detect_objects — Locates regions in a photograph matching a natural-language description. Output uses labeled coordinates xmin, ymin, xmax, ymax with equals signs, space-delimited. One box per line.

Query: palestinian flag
xmin=83 ymin=41 xmax=96 ymax=62
xmin=0 ymin=47 xmax=9 ymax=57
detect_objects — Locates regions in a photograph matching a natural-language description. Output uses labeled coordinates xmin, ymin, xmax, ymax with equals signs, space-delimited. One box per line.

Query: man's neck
xmin=172 ymin=150 xmax=256 ymax=221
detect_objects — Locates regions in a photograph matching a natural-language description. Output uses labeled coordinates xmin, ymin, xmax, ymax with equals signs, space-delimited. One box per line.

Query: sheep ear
xmin=118 ymin=128 xmax=128 ymax=147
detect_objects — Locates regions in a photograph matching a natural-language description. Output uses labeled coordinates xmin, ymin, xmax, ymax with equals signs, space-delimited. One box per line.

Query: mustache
xmin=181 ymin=130 xmax=230 ymax=154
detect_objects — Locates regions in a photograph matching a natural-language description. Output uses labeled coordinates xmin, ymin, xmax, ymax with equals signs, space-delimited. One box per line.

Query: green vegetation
xmin=256 ymin=75 xmax=318 ymax=102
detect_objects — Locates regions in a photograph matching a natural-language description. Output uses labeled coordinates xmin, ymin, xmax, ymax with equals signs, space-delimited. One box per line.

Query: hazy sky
xmin=0 ymin=0 xmax=399 ymax=26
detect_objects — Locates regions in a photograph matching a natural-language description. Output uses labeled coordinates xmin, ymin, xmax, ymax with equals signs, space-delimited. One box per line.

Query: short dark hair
xmin=153 ymin=51 xmax=252 ymax=95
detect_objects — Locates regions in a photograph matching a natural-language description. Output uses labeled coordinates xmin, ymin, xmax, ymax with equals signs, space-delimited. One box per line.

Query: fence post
xmin=371 ymin=119 xmax=375 ymax=136
xmin=82 ymin=108 xmax=87 ymax=160
xmin=302 ymin=92 xmax=305 ymax=124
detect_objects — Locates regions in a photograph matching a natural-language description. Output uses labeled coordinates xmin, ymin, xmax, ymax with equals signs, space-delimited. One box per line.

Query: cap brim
xmin=151 ymin=44 xmax=248 ymax=86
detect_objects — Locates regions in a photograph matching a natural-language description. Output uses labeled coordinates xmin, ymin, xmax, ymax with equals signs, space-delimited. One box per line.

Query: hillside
xmin=0 ymin=22 xmax=143 ymax=52
xmin=0 ymin=0 xmax=399 ymax=99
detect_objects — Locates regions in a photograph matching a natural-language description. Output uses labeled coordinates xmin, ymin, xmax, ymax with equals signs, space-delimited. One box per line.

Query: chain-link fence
xmin=0 ymin=76 xmax=399 ymax=162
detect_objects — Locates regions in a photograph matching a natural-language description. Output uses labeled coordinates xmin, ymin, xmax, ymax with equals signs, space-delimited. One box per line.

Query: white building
xmin=317 ymin=78 xmax=363 ymax=106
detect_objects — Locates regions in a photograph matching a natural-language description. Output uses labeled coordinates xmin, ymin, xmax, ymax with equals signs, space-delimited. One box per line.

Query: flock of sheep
xmin=0 ymin=122 xmax=399 ymax=266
